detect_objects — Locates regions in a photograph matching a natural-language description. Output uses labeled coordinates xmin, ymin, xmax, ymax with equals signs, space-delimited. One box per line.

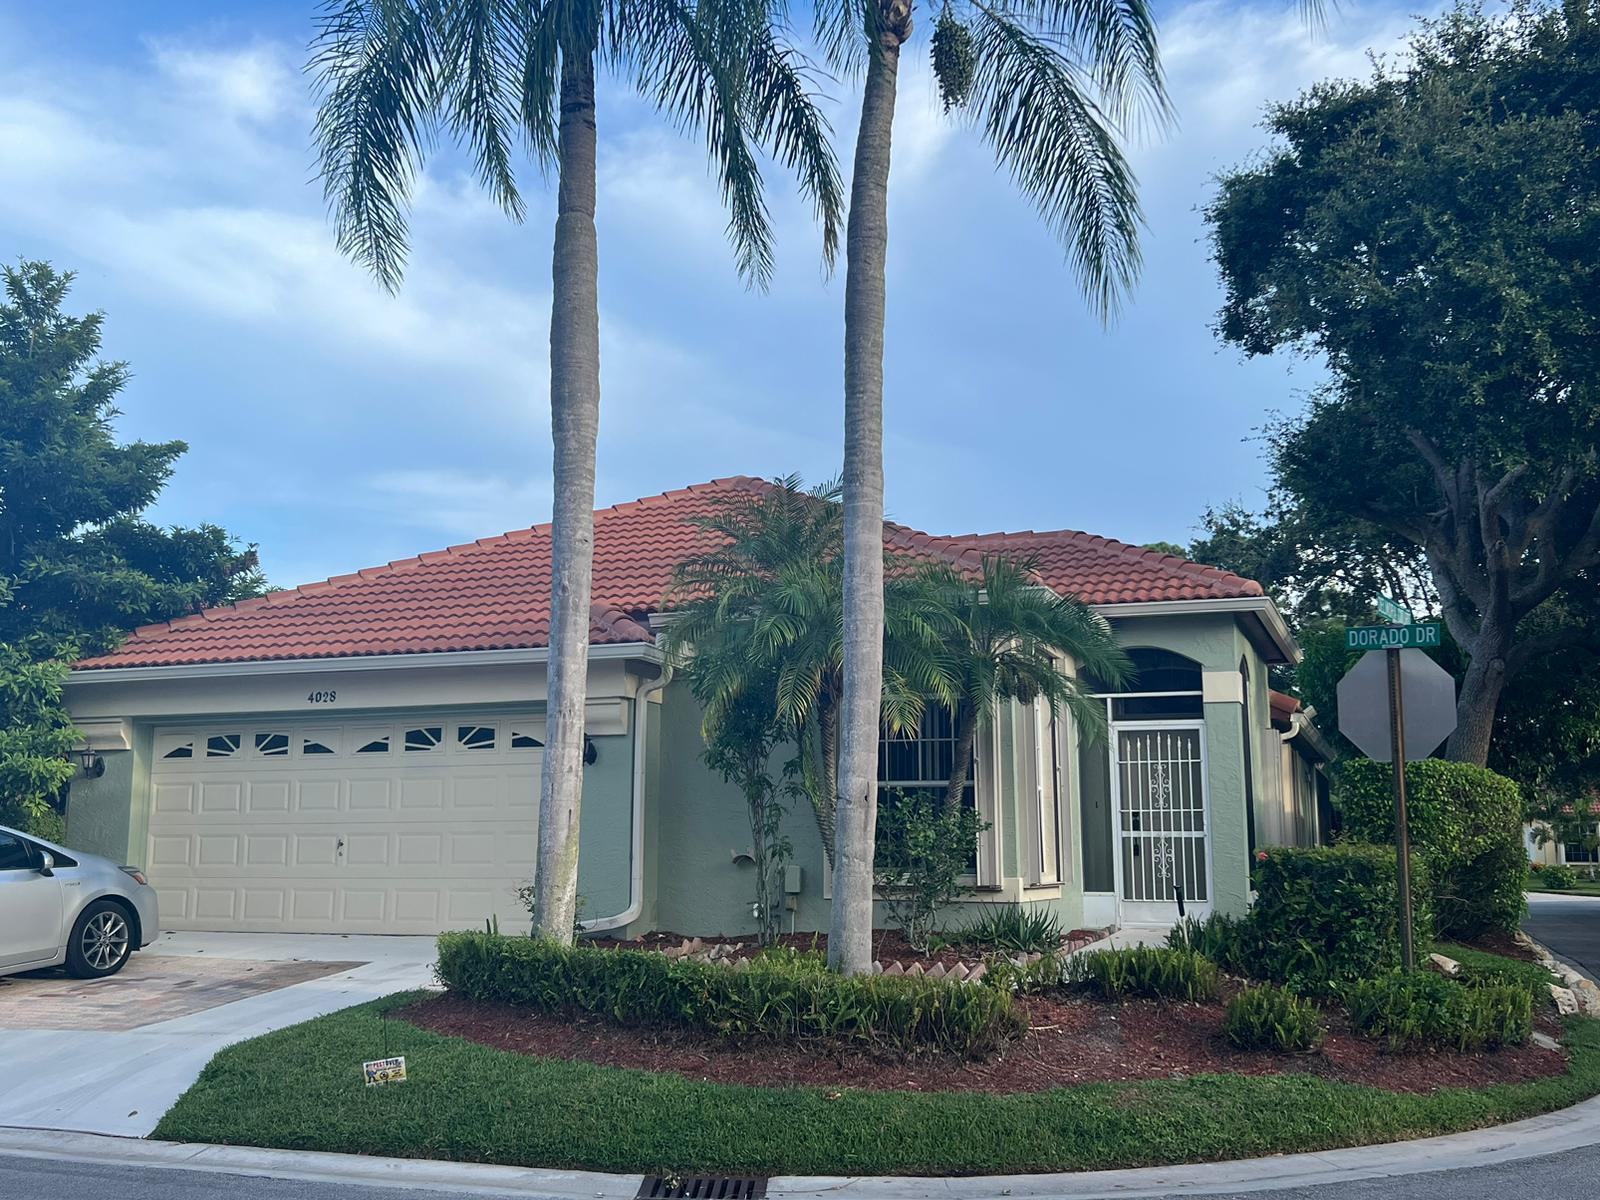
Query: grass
xmin=153 ymin=994 xmax=1600 ymax=1177
xmin=1527 ymin=882 xmax=1600 ymax=897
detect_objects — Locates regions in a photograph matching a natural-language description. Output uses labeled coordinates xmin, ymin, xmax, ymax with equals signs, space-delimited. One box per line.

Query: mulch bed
xmin=599 ymin=929 xmax=1105 ymax=970
xmin=399 ymin=990 xmax=1569 ymax=1098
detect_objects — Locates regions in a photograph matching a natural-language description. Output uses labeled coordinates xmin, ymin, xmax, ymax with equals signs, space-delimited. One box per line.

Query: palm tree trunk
xmin=945 ymin=703 xmax=980 ymax=816
xmin=817 ymin=688 xmax=839 ymax=866
xmin=828 ymin=18 xmax=905 ymax=976
xmin=533 ymin=45 xmax=601 ymax=944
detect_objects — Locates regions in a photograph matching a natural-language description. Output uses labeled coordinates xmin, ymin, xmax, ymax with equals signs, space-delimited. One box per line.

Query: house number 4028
xmin=307 ymin=689 xmax=338 ymax=704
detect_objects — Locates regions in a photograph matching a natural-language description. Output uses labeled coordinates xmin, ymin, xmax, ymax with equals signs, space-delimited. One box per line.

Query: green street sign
xmin=1375 ymin=595 xmax=1413 ymax=625
xmin=1346 ymin=622 xmax=1442 ymax=651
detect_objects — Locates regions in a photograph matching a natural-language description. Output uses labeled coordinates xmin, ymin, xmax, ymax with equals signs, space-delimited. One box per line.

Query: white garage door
xmin=147 ymin=714 xmax=542 ymax=934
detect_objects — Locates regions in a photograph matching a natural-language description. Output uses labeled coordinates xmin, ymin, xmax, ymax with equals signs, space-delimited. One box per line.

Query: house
xmin=1258 ymin=690 xmax=1333 ymax=850
xmin=61 ymin=476 xmax=1300 ymax=939
xmin=1526 ymin=796 xmax=1600 ymax=871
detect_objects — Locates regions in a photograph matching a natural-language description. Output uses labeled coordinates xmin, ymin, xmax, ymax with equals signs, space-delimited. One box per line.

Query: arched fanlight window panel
xmin=1086 ymin=648 xmax=1204 ymax=721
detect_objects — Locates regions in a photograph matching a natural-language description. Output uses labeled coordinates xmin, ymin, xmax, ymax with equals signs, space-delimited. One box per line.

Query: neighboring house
xmin=62 ymin=476 xmax=1299 ymax=939
xmin=1526 ymin=796 xmax=1600 ymax=869
xmin=1258 ymin=690 xmax=1333 ymax=851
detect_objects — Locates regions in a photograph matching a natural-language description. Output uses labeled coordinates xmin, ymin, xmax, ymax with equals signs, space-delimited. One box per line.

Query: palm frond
xmin=967 ymin=3 xmax=1144 ymax=322
xmin=310 ymin=0 xmax=447 ymax=292
xmin=437 ymin=0 xmax=532 ymax=217
xmin=995 ymin=0 xmax=1169 ymax=127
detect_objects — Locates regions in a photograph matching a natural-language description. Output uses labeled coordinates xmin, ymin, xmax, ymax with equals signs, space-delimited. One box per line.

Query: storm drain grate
xmin=637 ymin=1174 xmax=769 ymax=1199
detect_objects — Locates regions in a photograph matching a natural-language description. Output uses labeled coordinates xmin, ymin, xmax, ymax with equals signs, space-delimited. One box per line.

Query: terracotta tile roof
xmin=74 ymin=476 xmax=1266 ymax=671
xmin=1269 ymin=689 xmax=1303 ymax=729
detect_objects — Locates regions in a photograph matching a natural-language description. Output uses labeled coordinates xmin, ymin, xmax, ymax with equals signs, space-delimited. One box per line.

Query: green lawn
xmin=1528 ymin=882 xmax=1600 ymax=897
xmin=153 ymin=994 xmax=1600 ymax=1177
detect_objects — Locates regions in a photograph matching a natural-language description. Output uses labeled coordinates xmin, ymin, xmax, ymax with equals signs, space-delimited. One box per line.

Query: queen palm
xmin=815 ymin=0 xmax=1167 ymax=973
xmin=916 ymin=554 xmax=1129 ymax=813
xmin=663 ymin=476 xmax=955 ymax=866
xmin=311 ymin=0 xmax=842 ymax=943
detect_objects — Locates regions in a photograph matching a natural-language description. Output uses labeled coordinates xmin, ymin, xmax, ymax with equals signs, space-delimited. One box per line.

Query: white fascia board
xmin=66 ymin=641 xmax=663 ymax=686
xmin=1093 ymin=596 xmax=1301 ymax=665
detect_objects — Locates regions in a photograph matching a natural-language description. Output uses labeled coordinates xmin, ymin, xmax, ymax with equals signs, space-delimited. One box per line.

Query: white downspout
xmin=579 ymin=670 xmax=665 ymax=933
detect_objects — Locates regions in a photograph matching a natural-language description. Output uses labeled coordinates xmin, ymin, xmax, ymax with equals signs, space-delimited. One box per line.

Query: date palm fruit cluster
xmin=932 ymin=4 xmax=976 ymax=111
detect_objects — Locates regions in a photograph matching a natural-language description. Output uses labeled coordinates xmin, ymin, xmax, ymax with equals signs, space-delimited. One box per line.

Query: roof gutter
xmin=1093 ymin=596 xmax=1301 ymax=665
xmin=66 ymin=641 xmax=664 ymax=685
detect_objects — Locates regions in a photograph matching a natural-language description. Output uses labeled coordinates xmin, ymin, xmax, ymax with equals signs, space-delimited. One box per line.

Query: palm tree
xmin=816 ymin=0 xmax=1168 ymax=974
xmin=917 ymin=554 xmax=1129 ymax=813
xmin=310 ymin=0 xmax=842 ymax=942
xmin=663 ymin=476 xmax=955 ymax=866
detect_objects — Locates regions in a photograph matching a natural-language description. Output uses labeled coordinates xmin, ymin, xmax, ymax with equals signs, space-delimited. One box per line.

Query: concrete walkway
xmin=3 ymin=1090 xmax=1600 ymax=1199
xmin=0 ymin=931 xmax=436 ymax=1137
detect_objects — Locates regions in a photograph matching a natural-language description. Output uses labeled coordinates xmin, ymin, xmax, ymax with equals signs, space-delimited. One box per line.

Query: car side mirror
xmin=36 ymin=851 xmax=54 ymax=877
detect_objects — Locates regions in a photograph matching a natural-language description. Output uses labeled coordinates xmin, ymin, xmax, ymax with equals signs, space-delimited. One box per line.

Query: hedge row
xmin=435 ymin=931 xmax=1024 ymax=1057
xmin=1337 ymin=759 xmax=1526 ymax=939
xmin=1171 ymin=844 xmax=1435 ymax=995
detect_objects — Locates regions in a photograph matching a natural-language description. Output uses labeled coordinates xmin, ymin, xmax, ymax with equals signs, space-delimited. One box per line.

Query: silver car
xmin=0 ymin=823 xmax=159 ymax=979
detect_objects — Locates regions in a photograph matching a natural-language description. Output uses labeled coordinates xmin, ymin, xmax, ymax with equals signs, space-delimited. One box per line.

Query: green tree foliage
xmin=0 ymin=262 xmax=267 ymax=832
xmin=1337 ymin=759 xmax=1527 ymax=938
xmin=1206 ymin=0 xmax=1600 ymax=766
xmin=662 ymin=476 xmax=956 ymax=868
xmin=914 ymin=553 xmax=1128 ymax=812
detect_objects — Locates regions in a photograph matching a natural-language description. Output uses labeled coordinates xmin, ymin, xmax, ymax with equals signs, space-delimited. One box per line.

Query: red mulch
xmin=399 ymin=990 xmax=1568 ymax=1098
xmin=599 ymin=929 xmax=1104 ymax=969
xmin=1460 ymin=929 xmax=1540 ymax=962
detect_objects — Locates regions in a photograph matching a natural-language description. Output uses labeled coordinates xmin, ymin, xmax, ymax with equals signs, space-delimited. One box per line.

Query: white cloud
xmin=361 ymin=468 xmax=553 ymax=540
xmin=147 ymin=39 xmax=302 ymax=124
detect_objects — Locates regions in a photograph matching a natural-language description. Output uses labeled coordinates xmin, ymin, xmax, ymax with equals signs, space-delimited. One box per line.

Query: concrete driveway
xmin=1524 ymin=891 xmax=1600 ymax=982
xmin=0 ymin=931 xmax=436 ymax=1137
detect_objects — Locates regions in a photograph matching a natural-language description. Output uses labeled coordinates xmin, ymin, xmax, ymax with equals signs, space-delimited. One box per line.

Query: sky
xmin=0 ymin=0 xmax=1447 ymax=589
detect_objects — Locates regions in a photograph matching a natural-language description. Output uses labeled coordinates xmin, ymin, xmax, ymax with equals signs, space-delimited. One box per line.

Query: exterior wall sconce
xmin=75 ymin=750 xmax=106 ymax=778
xmin=583 ymin=735 xmax=598 ymax=766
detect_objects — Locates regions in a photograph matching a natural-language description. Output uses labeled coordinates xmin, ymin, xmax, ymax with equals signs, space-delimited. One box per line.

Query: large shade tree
xmin=0 ymin=262 xmax=267 ymax=835
xmin=311 ymin=0 xmax=842 ymax=941
xmin=814 ymin=0 xmax=1168 ymax=975
xmin=1207 ymin=0 xmax=1600 ymax=767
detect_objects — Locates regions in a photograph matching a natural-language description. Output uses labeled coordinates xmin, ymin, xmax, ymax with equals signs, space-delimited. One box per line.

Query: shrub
xmin=1223 ymin=985 xmax=1325 ymax=1052
xmin=1337 ymin=759 xmax=1526 ymax=938
xmin=1243 ymin=844 xmax=1433 ymax=995
xmin=1540 ymin=863 xmax=1578 ymax=889
xmin=1166 ymin=913 xmax=1249 ymax=973
xmin=1434 ymin=942 xmax=1558 ymax=998
xmin=1066 ymin=947 xmax=1220 ymax=1002
xmin=1344 ymin=971 xmax=1533 ymax=1050
xmin=874 ymin=789 xmax=989 ymax=952
xmin=948 ymin=903 xmax=1064 ymax=955
xmin=436 ymin=931 xmax=1023 ymax=1057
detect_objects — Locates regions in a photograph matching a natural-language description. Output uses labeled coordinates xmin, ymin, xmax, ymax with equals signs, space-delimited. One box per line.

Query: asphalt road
xmin=8 ymin=1147 xmax=1600 ymax=1200
xmin=1524 ymin=893 xmax=1600 ymax=981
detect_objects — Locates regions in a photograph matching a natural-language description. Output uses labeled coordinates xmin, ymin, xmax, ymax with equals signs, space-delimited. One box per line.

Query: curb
xmin=5 ymin=1091 xmax=1600 ymax=1200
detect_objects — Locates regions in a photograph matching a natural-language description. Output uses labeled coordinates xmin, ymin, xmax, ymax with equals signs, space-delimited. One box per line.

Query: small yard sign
xmin=1345 ymin=622 xmax=1441 ymax=651
xmin=1375 ymin=595 xmax=1413 ymax=625
xmin=362 ymin=1056 xmax=407 ymax=1086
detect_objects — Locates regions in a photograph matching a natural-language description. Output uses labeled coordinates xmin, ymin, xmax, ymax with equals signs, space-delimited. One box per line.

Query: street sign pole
xmin=1386 ymin=647 xmax=1416 ymax=972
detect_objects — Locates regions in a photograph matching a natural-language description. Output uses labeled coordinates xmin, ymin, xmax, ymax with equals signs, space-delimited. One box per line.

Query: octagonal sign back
xmin=1336 ymin=648 xmax=1458 ymax=762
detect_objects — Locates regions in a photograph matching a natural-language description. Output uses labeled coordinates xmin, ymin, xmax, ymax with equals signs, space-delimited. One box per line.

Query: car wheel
xmin=65 ymin=900 xmax=133 ymax=978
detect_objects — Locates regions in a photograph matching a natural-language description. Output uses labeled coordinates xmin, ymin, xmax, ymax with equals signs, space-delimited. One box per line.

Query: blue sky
xmin=0 ymin=0 xmax=1441 ymax=588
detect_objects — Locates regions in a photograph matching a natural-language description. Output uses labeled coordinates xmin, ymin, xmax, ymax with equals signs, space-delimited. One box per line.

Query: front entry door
xmin=1112 ymin=724 xmax=1211 ymax=924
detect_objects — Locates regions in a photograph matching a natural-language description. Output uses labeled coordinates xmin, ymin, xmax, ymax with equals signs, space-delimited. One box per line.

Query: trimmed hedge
xmin=1242 ymin=844 xmax=1433 ymax=994
xmin=1336 ymin=759 xmax=1526 ymax=938
xmin=1344 ymin=971 xmax=1533 ymax=1051
xmin=1223 ymin=984 xmax=1325 ymax=1052
xmin=435 ymin=932 xmax=1023 ymax=1057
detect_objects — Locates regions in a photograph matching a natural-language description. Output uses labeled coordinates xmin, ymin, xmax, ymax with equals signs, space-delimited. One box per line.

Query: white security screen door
xmin=1112 ymin=724 xmax=1211 ymax=923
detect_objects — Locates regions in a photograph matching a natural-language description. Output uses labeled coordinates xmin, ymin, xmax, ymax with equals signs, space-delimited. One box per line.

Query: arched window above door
xmin=1084 ymin=647 xmax=1204 ymax=720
